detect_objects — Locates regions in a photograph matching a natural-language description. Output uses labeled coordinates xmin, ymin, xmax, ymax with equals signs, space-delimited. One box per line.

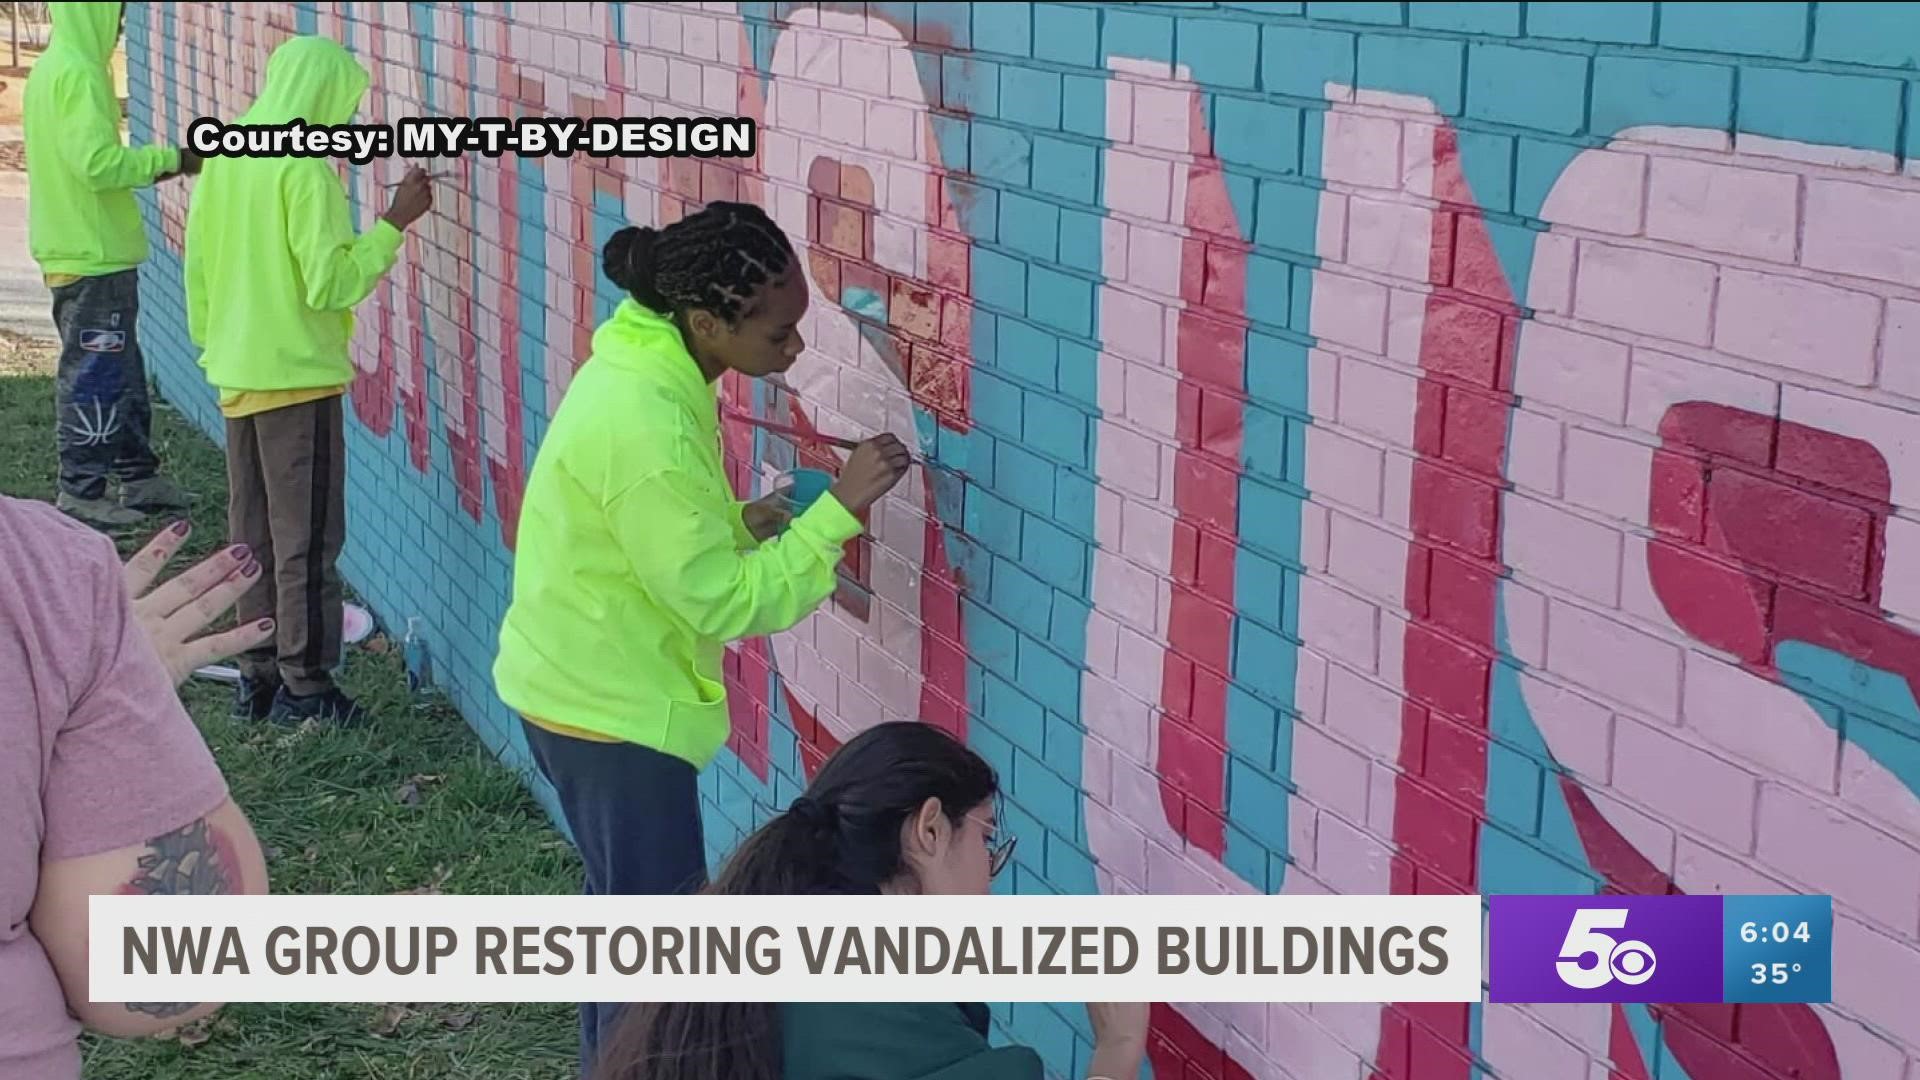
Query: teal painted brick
xmin=1041 ymin=712 xmax=1082 ymax=780
xmin=1527 ymin=1 xmax=1654 ymax=44
xmin=984 ymin=674 xmax=1046 ymax=756
xmin=1013 ymin=746 xmax=1081 ymax=834
xmin=997 ymin=316 xmax=1060 ymax=383
xmin=1485 ymin=742 xmax=1543 ymax=833
xmin=1409 ymin=1 xmax=1520 ymax=35
xmin=1061 ymin=75 xmax=1106 ymax=138
xmin=1254 ymin=178 xmax=1318 ymax=255
xmin=1660 ymin=1 xmax=1808 ymax=59
xmin=1458 ymin=130 xmax=1515 ymax=212
xmin=1179 ymin=17 xmax=1261 ymax=90
xmin=1033 ymin=4 xmax=1098 ymax=67
xmin=1216 ymin=95 xmax=1303 ymax=174
xmin=1224 ymin=2 xmax=1305 ymax=13
xmin=1028 ymin=265 xmax=1093 ymax=338
xmin=1032 ymin=135 xmax=1099 ymax=204
xmin=1261 ymin=24 xmax=1355 ymax=100
xmin=1023 ymin=393 xmax=1091 ymax=469
xmin=1225 ymin=823 xmax=1273 ymax=891
xmin=1814 ymin=3 xmax=1920 ymax=69
xmin=941 ymin=55 xmax=998 ymax=117
xmin=994 ymin=442 xmax=1057 ymax=515
xmin=915 ymin=2 xmax=973 ymax=50
xmin=1307 ymin=1 xmax=1405 ymax=25
xmin=1243 ymin=404 xmax=1291 ymax=482
xmin=1056 ymin=208 xmax=1104 ymax=275
xmin=972 ymin=2 xmax=1033 ymax=57
xmin=1247 ymin=255 xmax=1293 ymax=332
xmin=1467 ymin=43 xmax=1590 ymax=135
xmin=975 ymin=120 xmax=1035 ymax=186
xmin=1358 ymin=32 xmax=1465 ymax=115
xmin=1017 ymin=635 xmax=1081 ymax=718
xmin=1228 ymin=757 xmax=1292 ymax=851
xmin=1000 ymin=65 xmax=1062 ymax=129
xmin=1740 ymin=65 xmax=1904 ymax=158
xmin=1233 ymin=617 xmax=1298 ymax=703
xmin=990 ymin=556 xmax=1054 ymax=634
xmin=972 ymin=247 xmax=1028 ymax=314
xmin=1588 ymin=54 xmax=1734 ymax=139
xmin=1226 ymin=683 xmax=1281 ymax=772
xmin=1048 ymin=592 xmax=1091 ymax=656
xmin=1103 ymin=8 xmax=1174 ymax=62
xmin=1054 ymin=469 xmax=1096 ymax=526
xmin=999 ymin=191 xmax=1060 ymax=261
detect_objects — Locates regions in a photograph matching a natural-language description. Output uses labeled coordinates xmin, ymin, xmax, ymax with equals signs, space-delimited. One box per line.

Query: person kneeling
xmin=591 ymin=721 xmax=1150 ymax=1080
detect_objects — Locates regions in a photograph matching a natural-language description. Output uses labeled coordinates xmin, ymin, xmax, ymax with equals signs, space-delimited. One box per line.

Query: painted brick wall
xmin=127 ymin=3 xmax=1920 ymax=1078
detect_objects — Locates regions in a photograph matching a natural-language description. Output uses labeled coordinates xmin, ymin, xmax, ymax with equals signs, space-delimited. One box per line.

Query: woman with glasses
xmin=591 ymin=721 xmax=1150 ymax=1080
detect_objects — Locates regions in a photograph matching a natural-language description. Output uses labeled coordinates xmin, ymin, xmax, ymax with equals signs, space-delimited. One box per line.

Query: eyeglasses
xmin=970 ymin=810 xmax=1017 ymax=879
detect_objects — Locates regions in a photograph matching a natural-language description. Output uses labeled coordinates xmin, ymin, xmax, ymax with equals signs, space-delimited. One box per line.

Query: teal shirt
xmin=783 ymin=1002 xmax=1044 ymax=1080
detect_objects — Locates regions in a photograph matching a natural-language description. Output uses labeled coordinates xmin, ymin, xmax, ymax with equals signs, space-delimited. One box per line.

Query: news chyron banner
xmin=89 ymin=893 xmax=1833 ymax=1005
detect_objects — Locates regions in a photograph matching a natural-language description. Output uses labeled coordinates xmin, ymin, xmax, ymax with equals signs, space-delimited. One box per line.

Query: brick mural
xmin=126 ymin=3 xmax=1920 ymax=1078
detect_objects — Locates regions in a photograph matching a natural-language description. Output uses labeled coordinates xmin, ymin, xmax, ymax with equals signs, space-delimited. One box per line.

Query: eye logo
xmin=1556 ymin=908 xmax=1659 ymax=990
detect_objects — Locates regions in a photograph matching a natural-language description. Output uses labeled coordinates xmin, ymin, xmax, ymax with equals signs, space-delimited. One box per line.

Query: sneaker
xmin=56 ymin=491 xmax=146 ymax=528
xmin=120 ymin=475 xmax=194 ymax=513
xmin=231 ymin=675 xmax=281 ymax=722
xmin=268 ymin=686 xmax=369 ymax=728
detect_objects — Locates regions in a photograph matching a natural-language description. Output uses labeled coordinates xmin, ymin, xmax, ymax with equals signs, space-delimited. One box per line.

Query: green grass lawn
xmin=0 ymin=334 xmax=585 ymax=1079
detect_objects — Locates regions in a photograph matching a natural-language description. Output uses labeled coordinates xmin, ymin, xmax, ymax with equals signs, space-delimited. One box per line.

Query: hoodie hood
xmin=48 ymin=2 xmax=121 ymax=67
xmin=239 ymin=36 xmax=370 ymax=128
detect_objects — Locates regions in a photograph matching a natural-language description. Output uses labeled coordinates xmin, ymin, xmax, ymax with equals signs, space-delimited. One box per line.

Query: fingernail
xmin=257 ymin=618 xmax=275 ymax=631
xmin=170 ymin=519 xmax=191 ymax=536
xmin=242 ymin=559 xmax=261 ymax=578
xmin=228 ymin=543 xmax=250 ymax=560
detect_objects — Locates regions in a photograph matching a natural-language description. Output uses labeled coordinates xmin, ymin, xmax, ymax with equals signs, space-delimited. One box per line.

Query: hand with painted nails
xmin=123 ymin=521 xmax=276 ymax=687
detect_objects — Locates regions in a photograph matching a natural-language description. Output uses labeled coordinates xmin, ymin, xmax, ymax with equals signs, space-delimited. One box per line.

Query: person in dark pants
xmin=493 ymin=202 xmax=911 ymax=1070
xmin=25 ymin=2 xmax=198 ymax=528
xmin=182 ymin=36 xmax=432 ymax=727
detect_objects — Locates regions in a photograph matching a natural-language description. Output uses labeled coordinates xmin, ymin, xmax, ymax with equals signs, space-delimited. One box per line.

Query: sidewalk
xmin=0 ymin=128 xmax=53 ymax=340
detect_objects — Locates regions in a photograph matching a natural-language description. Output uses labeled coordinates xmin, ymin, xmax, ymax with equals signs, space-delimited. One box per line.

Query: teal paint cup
xmin=780 ymin=468 xmax=834 ymax=514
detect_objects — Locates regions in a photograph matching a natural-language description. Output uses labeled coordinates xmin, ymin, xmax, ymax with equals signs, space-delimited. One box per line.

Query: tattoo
xmin=120 ymin=819 xmax=233 ymax=1018
xmin=125 ymin=820 xmax=231 ymax=897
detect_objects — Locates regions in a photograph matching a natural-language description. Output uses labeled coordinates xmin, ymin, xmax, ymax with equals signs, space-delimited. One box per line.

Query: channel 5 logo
xmin=1489 ymin=895 xmax=1724 ymax=1003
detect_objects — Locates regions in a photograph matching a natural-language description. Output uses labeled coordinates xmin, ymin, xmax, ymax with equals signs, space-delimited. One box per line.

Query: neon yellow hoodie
xmin=25 ymin=2 xmax=179 ymax=278
xmin=184 ymin=36 xmax=403 ymax=397
xmin=494 ymin=300 xmax=865 ymax=770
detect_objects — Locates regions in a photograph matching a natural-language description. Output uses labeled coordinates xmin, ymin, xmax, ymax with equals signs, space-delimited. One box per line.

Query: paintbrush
xmin=383 ymin=171 xmax=453 ymax=186
xmin=721 ymin=407 xmax=862 ymax=451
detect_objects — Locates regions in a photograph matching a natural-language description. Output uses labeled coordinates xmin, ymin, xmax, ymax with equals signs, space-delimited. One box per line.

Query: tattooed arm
xmin=29 ymin=799 xmax=269 ymax=1037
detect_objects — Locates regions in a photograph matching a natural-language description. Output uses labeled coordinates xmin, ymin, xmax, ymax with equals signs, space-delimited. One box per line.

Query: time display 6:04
xmin=1739 ymin=920 xmax=1813 ymax=945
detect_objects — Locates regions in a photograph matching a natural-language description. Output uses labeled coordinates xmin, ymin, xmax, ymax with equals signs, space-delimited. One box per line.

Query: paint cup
xmin=778 ymin=468 xmax=835 ymax=515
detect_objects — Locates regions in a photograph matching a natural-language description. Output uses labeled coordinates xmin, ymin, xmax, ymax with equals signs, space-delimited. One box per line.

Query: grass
xmin=0 ymin=332 xmax=586 ymax=1079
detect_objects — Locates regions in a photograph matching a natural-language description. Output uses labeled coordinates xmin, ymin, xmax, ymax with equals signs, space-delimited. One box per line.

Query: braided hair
xmin=602 ymin=201 xmax=798 ymax=324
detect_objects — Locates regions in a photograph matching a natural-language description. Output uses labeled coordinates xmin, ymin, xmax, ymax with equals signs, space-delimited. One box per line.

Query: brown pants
xmin=226 ymin=394 xmax=347 ymax=697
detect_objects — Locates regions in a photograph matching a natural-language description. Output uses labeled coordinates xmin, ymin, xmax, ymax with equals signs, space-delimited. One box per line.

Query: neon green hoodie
xmin=184 ymin=36 xmax=403 ymax=395
xmin=25 ymin=2 xmax=179 ymax=277
xmin=494 ymin=300 xmax=865 ymax=769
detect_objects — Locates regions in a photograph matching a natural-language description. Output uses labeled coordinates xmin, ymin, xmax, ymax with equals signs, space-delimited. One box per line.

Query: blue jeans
xmin=51 ymin=269 xmax=159 ymax=501
xmin=518 ymin=718 xmax=709 ymax=1074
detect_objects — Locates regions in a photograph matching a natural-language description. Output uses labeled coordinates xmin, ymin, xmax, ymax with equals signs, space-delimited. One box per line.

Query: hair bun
xmin=602 ymin=225 xmax=657 ymax=294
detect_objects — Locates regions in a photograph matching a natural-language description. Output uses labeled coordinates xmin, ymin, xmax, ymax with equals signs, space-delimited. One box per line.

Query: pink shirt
xmin=1 ymin=497 xmax=229 ymax=1079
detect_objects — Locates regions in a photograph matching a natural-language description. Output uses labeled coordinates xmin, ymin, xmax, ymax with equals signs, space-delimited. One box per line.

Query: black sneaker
xmin=231 ymin=675 xmax=281 ymax=722
xmin=267 ymin=686 xmax=369 ymax=728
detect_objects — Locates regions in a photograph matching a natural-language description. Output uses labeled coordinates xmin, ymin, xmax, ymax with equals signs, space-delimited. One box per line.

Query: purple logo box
xmin=1489 ymin=895 xmax=1725 ymax=1003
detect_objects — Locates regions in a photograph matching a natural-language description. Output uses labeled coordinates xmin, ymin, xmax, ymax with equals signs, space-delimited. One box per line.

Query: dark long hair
xmin=591 ymin=722 xmax=1000 ymax=1080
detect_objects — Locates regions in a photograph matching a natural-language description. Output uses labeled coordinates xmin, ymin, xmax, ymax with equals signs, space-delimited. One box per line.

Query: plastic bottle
xmin=403 ymin=617 xmax=432 ymax=693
